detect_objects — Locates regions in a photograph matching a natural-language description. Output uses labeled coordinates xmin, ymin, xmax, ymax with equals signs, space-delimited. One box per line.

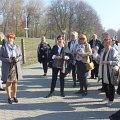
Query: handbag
xmin=52 ymin=56 xmax=63 ymax=68
xmin=86 ymin=55 xmax=94 ymax=71
xmin=111 ymin=65 xmax=120 ymax=85
xmin=86 ymin=61 xmax=94 ymax=71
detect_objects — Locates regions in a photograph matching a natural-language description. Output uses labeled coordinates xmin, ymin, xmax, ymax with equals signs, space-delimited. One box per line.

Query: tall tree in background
xmin=106 ymin=29 xmax=117 ymax=37
xmin=0 ymin=0 xmax=104 ymax=38
xmin=47 ymin=0 xmax=103 ymax=39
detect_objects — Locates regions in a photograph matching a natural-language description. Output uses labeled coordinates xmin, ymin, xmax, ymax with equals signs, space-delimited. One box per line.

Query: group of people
xmin=38 ymin=31 xmax=120 ymax=106
xmin=0 ymin=30 xmax=119 ymax=107
xmin=0 ymin=32 xmax=22 ymax=104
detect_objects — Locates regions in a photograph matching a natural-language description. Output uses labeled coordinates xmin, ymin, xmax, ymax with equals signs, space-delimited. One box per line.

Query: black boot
xmin=61 ymin=92 xmax=65 ymax=97
xmin=45 ymin=91 xmax=54 ymax=98
xmin=60 ymin=90 xmax=65 ymax=97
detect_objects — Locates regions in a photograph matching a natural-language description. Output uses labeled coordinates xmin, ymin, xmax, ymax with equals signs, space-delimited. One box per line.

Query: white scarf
xmin=5 ymin=42 xmax=17 ymax=58
xmin=98 ymin=49 xmax=110 ymax=84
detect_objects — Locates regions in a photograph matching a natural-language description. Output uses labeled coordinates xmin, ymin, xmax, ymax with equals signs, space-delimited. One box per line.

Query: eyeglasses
xmin=79 ymin=38 xmax=85 ymax=40
xmin=103 ymin=39 xmax=110 ymax=41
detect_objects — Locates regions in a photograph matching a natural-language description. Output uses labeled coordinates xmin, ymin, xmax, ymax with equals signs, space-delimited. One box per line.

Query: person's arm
xmin=0 ymin=46 xmax=12 ymax=63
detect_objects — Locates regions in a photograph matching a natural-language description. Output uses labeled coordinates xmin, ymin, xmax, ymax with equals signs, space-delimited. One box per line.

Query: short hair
xmin=57 ymin=35 xmax=63 ymax=40
xmin=7 ymin=33 xmax=16 ymax=39
xmin=71 ymin=31 xmax=78 ymax=37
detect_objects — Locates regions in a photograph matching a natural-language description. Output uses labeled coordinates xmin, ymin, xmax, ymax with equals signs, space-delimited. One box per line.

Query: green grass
xmin=15 ymin=37 xmax=55 ymax=66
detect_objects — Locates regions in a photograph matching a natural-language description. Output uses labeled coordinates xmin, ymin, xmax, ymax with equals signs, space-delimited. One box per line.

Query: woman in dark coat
xmin=37 ymin=36 xmax=51 ymax=76
xmin=46 ymin=35 xmax=70 ymax=98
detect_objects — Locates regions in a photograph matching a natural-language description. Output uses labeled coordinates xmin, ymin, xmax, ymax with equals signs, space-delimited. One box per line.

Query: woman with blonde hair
xmin=0 ymin=33 xmax=22 ymax=104
xmin=75 ymin=34 xmax=92 ymax=96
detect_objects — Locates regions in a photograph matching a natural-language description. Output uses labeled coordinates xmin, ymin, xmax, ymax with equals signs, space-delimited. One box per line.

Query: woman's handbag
xmin=111 ymin=65 xmax=120 ymax=85
xmin=52 ymin=57 xmax=63 ymax=68
xmin=86 ymin=56 xmax=94 ymax=71
xmin=86 ymin=61 xmax=94 ymax=71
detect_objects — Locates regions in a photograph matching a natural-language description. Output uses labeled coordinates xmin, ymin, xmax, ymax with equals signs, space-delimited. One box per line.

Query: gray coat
xmin=98 ymin=47 xmax=119 ymax=85
xmin=0 ymin=44 xmax=22 ymax=83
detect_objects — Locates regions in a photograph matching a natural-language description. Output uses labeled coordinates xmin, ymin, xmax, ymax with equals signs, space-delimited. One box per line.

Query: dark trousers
xmin=71 ymin=64 xmax=77 ymax=84
xmin=91 ymin=60 xmax=99 ymax=78
xmin=42 ymin=60 xmax=48 ymax=73
xmin=50 ymin=68 xmax=65 ymax=93
xmin=103 ymin=83 xmax=115 ymax=101
xmin=77 ymin=61 xmax=87 ymax=91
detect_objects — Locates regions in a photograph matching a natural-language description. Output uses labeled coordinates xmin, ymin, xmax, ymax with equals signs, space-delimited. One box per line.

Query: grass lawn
xmin=15 ymin=37 xmax=55 ymax=66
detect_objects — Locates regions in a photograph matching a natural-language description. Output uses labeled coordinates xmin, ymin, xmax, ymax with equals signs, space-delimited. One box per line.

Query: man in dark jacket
xmin=89 ymin=34 xmax=103 ymax=79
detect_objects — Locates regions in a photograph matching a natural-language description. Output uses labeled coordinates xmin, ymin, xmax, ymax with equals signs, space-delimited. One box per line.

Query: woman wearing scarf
xmin=96 ymin=35 xmax=119 ymax=106
xmin=0 ymin=33 xmax=22 ymax=104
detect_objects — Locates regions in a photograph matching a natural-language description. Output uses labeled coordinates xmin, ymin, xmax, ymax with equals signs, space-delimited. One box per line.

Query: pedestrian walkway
xmin=0 ymin=63 xmax=120 ymax=120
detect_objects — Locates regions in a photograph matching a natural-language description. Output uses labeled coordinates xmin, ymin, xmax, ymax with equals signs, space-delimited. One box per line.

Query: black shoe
xmin=75 ymin=90 xmax=83 ymax=94
xmin=0 ymin=87 xmax=5 ymax=91
xmin=13 ymin=97 xmax=18 ymax=103
xmin=43 ymin=73 xmax=47 ymax=76
xmin=82 ymin=91 xmax=88 ymax=96
xmin=8 ymin=98 xmax=13 ymax=104
xmin=61 ymin=93 xmax=65 ymax=97
xmin=45 ymin=92 xmax=53 ymax=98
xmin=76 ymin=80 xmax=79 ymax=82
xmin=98 ymin=87 xmax=105 ymax=92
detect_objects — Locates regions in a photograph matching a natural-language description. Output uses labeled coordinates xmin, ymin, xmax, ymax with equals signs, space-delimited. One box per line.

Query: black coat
xmin=89 ymin=39 xmax=103 ymax=54
xmin=37 ymin=43 xmax=51 ymax=63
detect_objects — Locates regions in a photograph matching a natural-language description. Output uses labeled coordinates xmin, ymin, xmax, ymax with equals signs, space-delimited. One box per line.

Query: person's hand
xmin=64 ymin=56 xmax=69 ymax=60
xmin=7 ymin=58 xmax=13 ymax=63
xmin=14 ymin=58 xmax=19 ymax=63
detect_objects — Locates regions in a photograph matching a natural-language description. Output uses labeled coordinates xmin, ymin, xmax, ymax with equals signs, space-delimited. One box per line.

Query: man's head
xmin=71 ymin=31 xmax=78 ymax=41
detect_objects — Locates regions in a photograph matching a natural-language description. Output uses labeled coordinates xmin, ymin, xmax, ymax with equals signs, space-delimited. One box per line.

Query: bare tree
xmin=106 ymin=29 xmax=117 ymax=37
xmin=46 ymin=0 xmax=103 ymax=39
xmin=23 ymin=0 xmax=43 ymax=37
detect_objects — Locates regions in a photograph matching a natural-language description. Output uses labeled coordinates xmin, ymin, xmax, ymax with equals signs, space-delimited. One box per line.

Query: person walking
xmin=45 ymin=35 xmax=70 ymax=98
xmin=37 ymin=35 xmax=51 ymax=76
xmin=0 ymin=33 xmax=22 ymax=104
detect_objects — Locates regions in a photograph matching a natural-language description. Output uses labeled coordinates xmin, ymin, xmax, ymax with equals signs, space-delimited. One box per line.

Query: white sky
xmin=44 ymin=0 xmax=120 ymax=31
xmin=84 ymin=0 xmax=120 ymax=31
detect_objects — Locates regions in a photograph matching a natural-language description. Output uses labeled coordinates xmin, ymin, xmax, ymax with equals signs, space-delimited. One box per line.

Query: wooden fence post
xmin=21 ymin=38 xmax=26 ymax=64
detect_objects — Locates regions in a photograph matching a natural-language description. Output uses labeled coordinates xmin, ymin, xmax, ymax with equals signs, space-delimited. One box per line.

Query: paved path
xmin=0 ymin=63 xmax=120 ymax=120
